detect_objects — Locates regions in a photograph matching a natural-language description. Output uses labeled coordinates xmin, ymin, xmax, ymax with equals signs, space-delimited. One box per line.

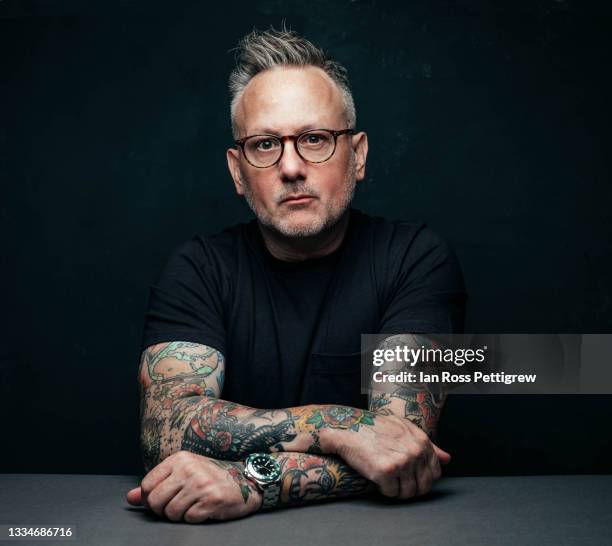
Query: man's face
xmin=227 ymin=66 xmax=368 ymax=238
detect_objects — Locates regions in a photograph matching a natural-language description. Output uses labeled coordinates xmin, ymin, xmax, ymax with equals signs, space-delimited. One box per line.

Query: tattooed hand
xmin=126 ymin=451 xmax=262 ymax=522
xmin=328 ymin=413 xmax=450 ymax=499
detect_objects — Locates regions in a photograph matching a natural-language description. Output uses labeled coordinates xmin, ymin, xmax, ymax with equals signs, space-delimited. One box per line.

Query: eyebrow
xmin=249 ymin=124 xmax=320 ymax=136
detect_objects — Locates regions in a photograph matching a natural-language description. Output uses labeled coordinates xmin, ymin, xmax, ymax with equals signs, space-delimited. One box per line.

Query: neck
xmin=258 ymin=211 xmax=351 ymax=262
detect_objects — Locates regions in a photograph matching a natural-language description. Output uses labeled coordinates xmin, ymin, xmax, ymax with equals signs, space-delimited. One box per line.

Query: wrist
xmin=318 ymin=426 xmax=343 ymax=455
xmin=252 ymin=487 xmax=264 ymax=511
xmin=242 ymin=453 xmax=282 ymax=511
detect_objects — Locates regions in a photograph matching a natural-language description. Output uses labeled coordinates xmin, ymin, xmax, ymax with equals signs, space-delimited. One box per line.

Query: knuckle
xmin=415 ymin=435 xmax=430 ymax=452
xmin=140 ymin=480 xmax=153 ymax=495
xmin=193 ymin=475 xmax=211 ymax=491
xmin=174 ymin=450 xmax=194 ymax=463
xmin=206 ymin=490 xmax=224 ymax=507
xmin=168 ymin=449 xmax=193 ymax=464
xmin=164 ymin=505 xmax=182 ymax=522
xmin=145 ymin=490 xmax=162 ymax=513
xmin=416 ymin=450 xmax=429 ymax=465
xmin=148 ymin=502 xmax=163 ymax=517
xmin=380 ymin=462 xmax=398 ymax=477
xmin=184 ymin=505 xmax=207 ymax=524
xmin=401 ymin=481 xmax=417 ymax=499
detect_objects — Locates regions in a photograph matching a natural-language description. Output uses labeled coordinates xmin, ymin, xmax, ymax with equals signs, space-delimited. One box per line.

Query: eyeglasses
xmin=235 ymin=128 xmax=356 ymax=168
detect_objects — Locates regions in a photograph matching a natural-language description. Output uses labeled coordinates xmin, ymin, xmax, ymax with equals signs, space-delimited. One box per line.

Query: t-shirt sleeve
xmin=378 ymin=225 xmax=467 ymax=335
xmin=140 ymin=238 xmax=227 ymax=355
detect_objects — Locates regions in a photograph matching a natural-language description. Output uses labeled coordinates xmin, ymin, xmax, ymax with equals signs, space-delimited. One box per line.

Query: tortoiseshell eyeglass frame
xmin=234 ymin=128 xmax=356 ymax=168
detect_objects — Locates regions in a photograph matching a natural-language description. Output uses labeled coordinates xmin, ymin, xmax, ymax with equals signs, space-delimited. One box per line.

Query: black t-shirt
xmin=141 ymin=209 xmax=467 ymax=409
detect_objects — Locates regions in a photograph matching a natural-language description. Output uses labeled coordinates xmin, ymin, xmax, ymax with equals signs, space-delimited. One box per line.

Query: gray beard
xmin=241 ymin=159 xmax=357 ymax=239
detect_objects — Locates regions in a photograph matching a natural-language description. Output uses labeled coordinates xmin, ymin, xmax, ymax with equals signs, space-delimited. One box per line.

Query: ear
xmin=226 ymin=147 xmax=245 ymax=196
xmin=352 ymin=131 xmax=369 ymax=182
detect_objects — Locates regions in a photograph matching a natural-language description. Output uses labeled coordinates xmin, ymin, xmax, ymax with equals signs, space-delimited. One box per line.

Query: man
xmin=126 ymin=26 xmax=466 ymax=522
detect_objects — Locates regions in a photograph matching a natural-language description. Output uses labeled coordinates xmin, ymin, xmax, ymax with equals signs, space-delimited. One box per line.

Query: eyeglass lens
xmin=244 ymin=130 xmax=335 ymax=167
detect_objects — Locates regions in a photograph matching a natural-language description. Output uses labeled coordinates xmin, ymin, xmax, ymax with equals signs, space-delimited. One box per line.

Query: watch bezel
xmin=244 ymin=453 xmax=282 ymax=485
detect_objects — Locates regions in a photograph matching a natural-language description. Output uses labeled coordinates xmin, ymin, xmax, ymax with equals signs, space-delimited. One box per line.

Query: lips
xmin=281 ymin=194 xmax=316 ymax=204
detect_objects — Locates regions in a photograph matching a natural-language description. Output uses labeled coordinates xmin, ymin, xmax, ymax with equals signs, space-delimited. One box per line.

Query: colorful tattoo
xmin=181 ymin=400 xmax=297 ymax=460
xmin=303 ymin=407 xmax=375 ymax=432
xmin=141 ymin=412 xmax=163 ymax=470
xmin=210 ymin=460 xmax=255 ymax=504
xmin=138 ymin=342 xmax=226 ymax=470
xmin=276 ymin=453 xmax=373 ymax=505
xmin=368 ymin=334 xmax=448 ymax=437
xmin=139 ymin=343 xmax=380 ymax=474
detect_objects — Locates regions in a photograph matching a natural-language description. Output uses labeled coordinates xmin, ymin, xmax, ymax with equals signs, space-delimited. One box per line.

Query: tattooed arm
xmin=272 ymin=451 xmax=374 ymax=506
xmin=133 ymin=340 xmax=376 ymax=520
xmin=139 ymin=341 xmax=380 ymax=471
xmin=368 ymin=334 xmax=449 ymax=438
xmin=139 ymin=340 xmax=448 ymax=501
xmin=127 ymin=448 xmax=374 ymax=522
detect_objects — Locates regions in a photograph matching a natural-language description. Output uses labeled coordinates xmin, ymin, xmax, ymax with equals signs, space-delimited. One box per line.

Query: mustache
xmin=276 ymin=186 xmax=320 ymax=204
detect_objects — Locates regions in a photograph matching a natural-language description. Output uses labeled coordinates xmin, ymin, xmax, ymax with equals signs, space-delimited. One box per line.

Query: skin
xmin=126 ymin=450 xmax=374 ymax=522
xmin=127 ymin=66 xmax=450 ymax=522
xmin=226 ymin=65 xmax=369 ymax=261
xmin=127 ymin=340 xmax=450 ymax=521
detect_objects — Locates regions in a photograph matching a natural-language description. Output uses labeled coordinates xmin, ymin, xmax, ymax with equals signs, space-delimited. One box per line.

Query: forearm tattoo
xmin=180 ymin=401 xmax=298 ymax=459
xmin=274 ymin=452 xmax=373 ymax=506
xmin=177 ymin=402 xmax=377 ymax=462
xmin=139 ymin=341 xmax=225 ymax=470
xmin=139 ymin=342 xmax=381 ymax=471
xmin=368 ymin=334 xmax=447 ymax=437
xmin=210 ymin=459 xmax=257 ymax=504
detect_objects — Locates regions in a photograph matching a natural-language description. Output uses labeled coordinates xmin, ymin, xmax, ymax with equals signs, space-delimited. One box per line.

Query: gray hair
xmin=229 ymin=25 xmax=356 ymax=138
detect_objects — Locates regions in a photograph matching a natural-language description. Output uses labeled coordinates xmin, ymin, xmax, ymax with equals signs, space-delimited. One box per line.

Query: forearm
xmin=369 ymin=383 xmax=445 ymax=438
xmin=368 ymin=334 xmax=448 ymax=438
xmin=269 ymin=451 xmax=375 ymax=507
xmin=142 ymin=382 xmax=376 ymax=470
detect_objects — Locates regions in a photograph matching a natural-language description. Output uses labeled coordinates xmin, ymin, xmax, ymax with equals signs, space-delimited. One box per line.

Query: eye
xmin=299 ymin=131 xmax=331 ymax=148
xmin=254 ymin=137 xmax=279 ymax=152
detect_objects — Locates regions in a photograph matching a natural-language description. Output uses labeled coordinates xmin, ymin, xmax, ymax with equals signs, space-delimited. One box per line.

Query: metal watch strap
xmin=260 ymin=481 xmax=281 ymax=510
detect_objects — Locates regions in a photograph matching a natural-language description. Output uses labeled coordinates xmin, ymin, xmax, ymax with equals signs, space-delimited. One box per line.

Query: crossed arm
xmin=128 ymin=337 xmax=449 ymax=521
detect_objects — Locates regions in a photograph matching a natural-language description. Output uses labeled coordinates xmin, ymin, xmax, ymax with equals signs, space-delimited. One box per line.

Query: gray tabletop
xmin=0 ymin=474 xmax=610 ymax=546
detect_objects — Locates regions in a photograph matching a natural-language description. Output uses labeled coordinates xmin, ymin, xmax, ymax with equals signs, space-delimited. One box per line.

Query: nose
xmin=277 ymin=138 xmax=307 ymax=182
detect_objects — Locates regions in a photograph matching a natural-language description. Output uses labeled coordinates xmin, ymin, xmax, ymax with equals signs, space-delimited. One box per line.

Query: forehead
xmin=236 ymin=65 xmax=346 ymax=134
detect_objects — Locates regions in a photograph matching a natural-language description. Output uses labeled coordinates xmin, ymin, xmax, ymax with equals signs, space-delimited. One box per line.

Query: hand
xmin=328 ymin=412 xmax=450 ymax=499
xmin=126 ymin=451 xmax=262 ymax=522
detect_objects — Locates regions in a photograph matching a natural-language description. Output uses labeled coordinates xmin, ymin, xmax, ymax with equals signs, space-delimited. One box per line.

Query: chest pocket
xmin=301 ymin=351 xmax=367 ymax=409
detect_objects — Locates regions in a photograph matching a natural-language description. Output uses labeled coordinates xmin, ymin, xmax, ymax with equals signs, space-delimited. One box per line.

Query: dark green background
xmin=1 ymin=0 xmax=610 ymax=476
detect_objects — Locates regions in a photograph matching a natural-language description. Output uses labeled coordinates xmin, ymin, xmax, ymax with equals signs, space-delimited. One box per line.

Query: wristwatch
xmin=243 ymin=453 xmax=282 ymax=510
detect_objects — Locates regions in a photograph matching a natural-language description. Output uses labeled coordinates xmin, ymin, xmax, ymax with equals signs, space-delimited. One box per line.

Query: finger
xmin=140 ymin=461 xmax=173 ymax=496
xmin=432 ymin=443 xmax=451 ymax=464
xmin=145 ymin=477 xmax=183 ymax=518
xmin=378 ymin=475 xmax=400 ymax=498
xmin=126 ymin=487 xmax=142 ymax=506
xmin=163 ymin=488 xmax=198 ymax=523
xmin=398 ymin=474 xmax=417 ymax=500
xmin=184 ymin=501 xmax=210 ymax=524
xmin=416 ymin=464 xmax=433 ymax=497
xmin=429 ymin=450 xmax=442 ymax=481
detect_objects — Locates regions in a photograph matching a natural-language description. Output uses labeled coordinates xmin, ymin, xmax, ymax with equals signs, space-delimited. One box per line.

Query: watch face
xmin=245 ymin=453 xmax=281 ymax=483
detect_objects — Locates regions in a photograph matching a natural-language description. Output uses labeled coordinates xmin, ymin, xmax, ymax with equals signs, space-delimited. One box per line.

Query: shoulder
xmin=350 ymin=210 xmax=464 ymax=304
xmin=351 ymin=209 xmax=453 ymax=264
xmin=160 ymin=220 xmax=255 ymax=274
